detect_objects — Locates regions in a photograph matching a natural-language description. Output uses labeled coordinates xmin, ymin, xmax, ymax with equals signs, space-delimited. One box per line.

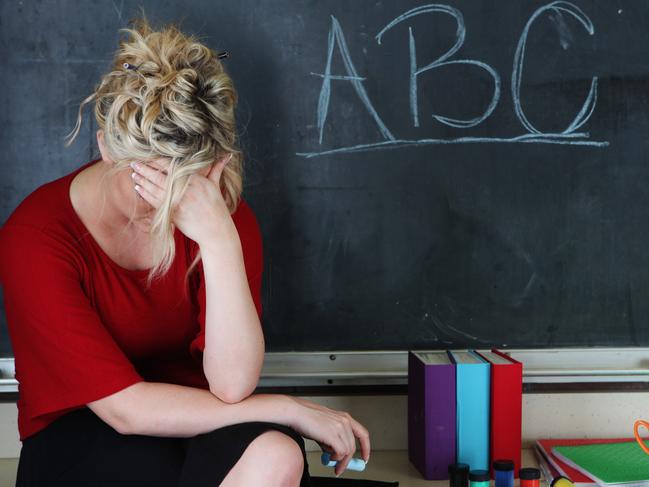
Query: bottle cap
xmin=449 ymin=463 xmax=470 ymax=474
xmin=520 ymin=468 xmax=541 ymax=480
xmin=470 ymin=470 xmax=491 ymax=482
xmin=494 ymin=460 xmax=515 ymax=471
xmin=552 ymin=476 xmax=576 ymax=487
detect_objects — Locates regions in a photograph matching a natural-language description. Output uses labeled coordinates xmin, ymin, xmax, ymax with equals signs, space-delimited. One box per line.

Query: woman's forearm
xmin=114 ymin=382 xmax=294 ymax=437
xmin=199 ymin=227 xmax=265 ymax=402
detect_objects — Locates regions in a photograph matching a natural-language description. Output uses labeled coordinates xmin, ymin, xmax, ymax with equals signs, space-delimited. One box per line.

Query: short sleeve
xmin=0 ymin=223 xmax=144 ymax=420
xmin=189 ymin=199 xmax=264 ymax=361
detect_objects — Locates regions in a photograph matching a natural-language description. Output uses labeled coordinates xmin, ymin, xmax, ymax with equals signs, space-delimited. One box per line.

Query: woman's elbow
xmin=209 ymin=381 xmax=257 ymax=404
xmin=204 ymin=360 xmax=261 ymax=403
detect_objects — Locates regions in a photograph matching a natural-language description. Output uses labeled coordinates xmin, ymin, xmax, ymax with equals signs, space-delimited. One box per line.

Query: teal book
xmin=448 ymin=350 xmax=490 ymax=471
xmin=553 ymin=441 xmax=649 ymax=487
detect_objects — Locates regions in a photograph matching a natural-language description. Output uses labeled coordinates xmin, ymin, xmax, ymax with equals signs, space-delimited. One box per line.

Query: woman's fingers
xmin=332 ymin=433 xmax=352 ymax=477
xmin=133 ymin=182 xmax=161 ymax=208
xmin=331 ymin=414 xmax=356 ymax=476
xmin=335 ymin=451 xmax=353 ymax=477
xmin=206 ymin=153 xmax=233 ymax=185
xmin=289 ymin=398 xmax=371 ymax=478
xmin=130 ymin=160 xmax=170 ymax=207
xmin=331 ymin=413 xmax=371 ymax=476
xmin=130 ymin=161 xmax=167 ymax=188
xmin=147 ymin=157 xmax=171 ymax=174
xmin=132 ymin=170 xmax=164 ymax=205
xmin=350 ymin=416 xmax=371 ymax=463
xmin=336 ymin=416 xmax=353 ymax=461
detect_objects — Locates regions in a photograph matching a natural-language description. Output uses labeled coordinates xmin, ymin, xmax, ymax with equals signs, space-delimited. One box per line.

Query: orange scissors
xmin=634 ymin=420 xmax=649 ymax=455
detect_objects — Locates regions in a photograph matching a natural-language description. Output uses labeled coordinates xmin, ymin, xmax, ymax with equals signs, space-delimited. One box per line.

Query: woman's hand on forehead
xmin=144 ymin=157 xmax=171 ymax=174
xmin=130 ymin=153 xmax=233 ymax=244
xmin=139 ymin=157 xmax=212 ymax=177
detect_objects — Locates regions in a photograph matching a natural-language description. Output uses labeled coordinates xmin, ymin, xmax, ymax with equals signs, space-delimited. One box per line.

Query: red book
xmin=476 ymin=349 xmax=522 ymax=478
xmin=536 ymin=438 xmax=633 ymax=487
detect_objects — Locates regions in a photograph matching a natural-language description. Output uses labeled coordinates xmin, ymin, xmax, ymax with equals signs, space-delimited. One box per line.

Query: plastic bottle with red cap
xmin=520 ymin=468 xmax=541 ymax=487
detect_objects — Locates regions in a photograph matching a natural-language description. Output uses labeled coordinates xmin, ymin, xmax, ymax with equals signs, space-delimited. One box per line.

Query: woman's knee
xmin=250 ymin=430 xmax=304 ymax=477
xmin=225 ymin=429 xmax=304 ymax=485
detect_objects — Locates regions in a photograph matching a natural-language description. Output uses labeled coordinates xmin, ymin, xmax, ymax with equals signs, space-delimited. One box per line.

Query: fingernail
xmin=134 ymin=185 xmax=140 ymax=192
xmin=130 ymin=161 xmax=139 ymax=169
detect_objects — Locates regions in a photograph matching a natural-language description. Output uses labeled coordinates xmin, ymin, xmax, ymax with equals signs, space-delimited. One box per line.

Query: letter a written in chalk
xmin=312 ymin=15 xmax=394 ymax=145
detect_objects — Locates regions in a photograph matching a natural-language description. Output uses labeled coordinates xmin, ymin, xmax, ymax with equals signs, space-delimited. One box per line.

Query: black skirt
xmin=15 ymin=406 xmax=314 ymax=486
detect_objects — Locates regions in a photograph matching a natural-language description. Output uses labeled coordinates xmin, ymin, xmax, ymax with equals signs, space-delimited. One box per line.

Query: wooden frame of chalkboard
xmin=1 ymin=348 xmax=648 ymax=400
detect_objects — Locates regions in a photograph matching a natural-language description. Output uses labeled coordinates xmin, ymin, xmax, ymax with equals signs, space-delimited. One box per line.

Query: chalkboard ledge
xmin=1 ymin=348 xmax=648 ymax=399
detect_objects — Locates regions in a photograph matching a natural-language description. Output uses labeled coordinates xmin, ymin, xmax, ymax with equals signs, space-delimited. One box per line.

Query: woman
xmin=0 ymin=14 xmax=370 ymax=487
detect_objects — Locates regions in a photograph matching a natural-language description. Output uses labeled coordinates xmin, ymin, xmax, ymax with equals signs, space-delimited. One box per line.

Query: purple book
xmin=408 ymin=351 xmax=457 ymax=480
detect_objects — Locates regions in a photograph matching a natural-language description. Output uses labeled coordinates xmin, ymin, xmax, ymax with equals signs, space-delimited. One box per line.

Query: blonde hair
xmin=64 ymin=11 xmax=243 ymax=290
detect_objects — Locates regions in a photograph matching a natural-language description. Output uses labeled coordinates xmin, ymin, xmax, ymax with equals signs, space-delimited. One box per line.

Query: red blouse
xmin=0 ymin=158 xmax=264 ymax=441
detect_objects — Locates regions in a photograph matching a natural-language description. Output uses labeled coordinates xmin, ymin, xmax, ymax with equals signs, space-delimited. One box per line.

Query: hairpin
xmin=216 ymin=51 xmax=229 ymax=60
xmin=122 ymin=62 xmax=139 ymax=71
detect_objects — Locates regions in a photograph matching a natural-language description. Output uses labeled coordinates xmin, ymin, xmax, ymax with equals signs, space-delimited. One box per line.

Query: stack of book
xmin=536 ymin=438 xmax=649 ymax=487
xmin=408 ymin=349 xmax=523 ymax=480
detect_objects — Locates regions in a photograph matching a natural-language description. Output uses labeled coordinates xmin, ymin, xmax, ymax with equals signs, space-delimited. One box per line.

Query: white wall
xmin=2 ymin=392 xmax=648 ymax=458
xmin=0 ymin=404 xmax=18 ymax=458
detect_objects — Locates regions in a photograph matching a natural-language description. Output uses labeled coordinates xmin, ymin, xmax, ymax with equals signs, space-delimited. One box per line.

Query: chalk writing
xmin=512 ymin=1 xmax=598 ymax=136
xmin=313 ymin=15 xmax=394 ymax=144
xmin=376 ymin=4 xmax=500 ymax=129
xmin=298 ymin=1 xmax=608 ymax=158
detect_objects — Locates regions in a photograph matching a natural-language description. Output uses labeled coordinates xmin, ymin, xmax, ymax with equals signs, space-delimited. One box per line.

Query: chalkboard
xmin=2 ymin=0 xmax=649 ymax=356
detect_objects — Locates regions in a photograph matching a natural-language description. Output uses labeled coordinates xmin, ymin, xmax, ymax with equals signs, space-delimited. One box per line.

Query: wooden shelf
xmin=305 ymin=449 xmax=540 ymax=486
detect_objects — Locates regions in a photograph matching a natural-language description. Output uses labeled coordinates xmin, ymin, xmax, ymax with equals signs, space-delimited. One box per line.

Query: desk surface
xmin=0 ymin=449 xmax=541 ymax=486
xmin=305 ymin=449 xmax=540 ymax=486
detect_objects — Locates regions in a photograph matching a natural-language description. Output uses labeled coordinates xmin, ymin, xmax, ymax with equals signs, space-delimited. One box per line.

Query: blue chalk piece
xmin=320 ymin=452 xmax=366 ymax=472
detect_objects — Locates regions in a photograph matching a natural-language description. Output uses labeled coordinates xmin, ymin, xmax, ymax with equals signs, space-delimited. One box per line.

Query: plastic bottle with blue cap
xmin=320 ymin=451 xmax=367 ymax=473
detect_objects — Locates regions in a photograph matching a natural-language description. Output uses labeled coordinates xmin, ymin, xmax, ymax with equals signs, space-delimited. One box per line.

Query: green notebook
xmin=553 ymin=441 xmax=649 ymax=487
